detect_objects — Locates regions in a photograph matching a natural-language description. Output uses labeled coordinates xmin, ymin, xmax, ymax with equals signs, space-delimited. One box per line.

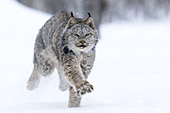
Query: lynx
xmin=27 ymin=11 xmax=98 ymax=107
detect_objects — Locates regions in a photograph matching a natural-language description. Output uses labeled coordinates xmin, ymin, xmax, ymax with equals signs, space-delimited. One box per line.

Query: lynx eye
xmin=73 ymin=33 xmax=79 ymax=38
xmin=85 ymin=33 xmax=91 ymax=37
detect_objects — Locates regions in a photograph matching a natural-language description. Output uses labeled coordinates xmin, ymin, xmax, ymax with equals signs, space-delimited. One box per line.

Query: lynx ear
xmin=67 ymin=12 xmax=77 ymax=29
xmin=85 ymin=12 xmax=95 ymax=29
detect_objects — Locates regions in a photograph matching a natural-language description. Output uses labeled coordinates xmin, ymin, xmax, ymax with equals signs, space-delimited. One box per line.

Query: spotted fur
xmin=27 ymin=10 xmax=99 ymax=107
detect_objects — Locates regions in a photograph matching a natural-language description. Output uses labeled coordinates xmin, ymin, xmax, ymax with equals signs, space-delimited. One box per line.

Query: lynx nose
xmin=79 ymin=40 xmax=86 ymax=45
xmin=76 ymin=40 xmax=88 ymax=49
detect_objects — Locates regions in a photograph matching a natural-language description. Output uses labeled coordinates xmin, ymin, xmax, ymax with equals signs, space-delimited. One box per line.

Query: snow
xmin=0 ymin=1 xmax=170 ymax=113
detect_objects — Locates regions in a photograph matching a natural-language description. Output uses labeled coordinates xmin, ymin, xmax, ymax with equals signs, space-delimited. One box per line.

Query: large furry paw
xmin=27 ymin=80 xmax=39 ymax=90
xmin=76 ymin=81 xmax=94 ymax=96
xmin=68 ymin=102 xmax=80 ymax=108
xmin=59 ymin=83 xmax=69 ymax=91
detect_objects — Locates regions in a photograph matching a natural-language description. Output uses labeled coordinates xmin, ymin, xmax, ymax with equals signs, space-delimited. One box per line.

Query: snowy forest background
xmin=18 ymin=0 xmax=170 ymax=28
xmin=0 ymin=0 xmax=170 ymax=113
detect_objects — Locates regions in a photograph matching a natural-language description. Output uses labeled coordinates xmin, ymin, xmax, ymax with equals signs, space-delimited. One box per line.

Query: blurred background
xmin=17 ymin=0 xmax=170 ymax=29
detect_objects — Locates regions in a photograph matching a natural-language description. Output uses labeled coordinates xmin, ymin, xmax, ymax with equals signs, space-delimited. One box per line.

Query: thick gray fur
xmin=27 ymin=10 xmax=99 ymax=107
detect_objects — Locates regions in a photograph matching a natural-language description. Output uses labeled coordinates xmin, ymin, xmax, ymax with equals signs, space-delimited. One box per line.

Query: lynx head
xmin=62 ymin=12 xmax=98 ymax=54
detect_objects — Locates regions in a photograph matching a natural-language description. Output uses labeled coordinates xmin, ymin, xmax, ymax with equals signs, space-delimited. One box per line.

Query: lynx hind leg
xmin=68 ymin=86 xmax=82 ymax=108
xmin=27 ymin=53 xmax=55 ymax=90
xmin=27 ymin=66 xmax=41 ymax=90
xmin=36 ymin=54 xmax=55 ymax=77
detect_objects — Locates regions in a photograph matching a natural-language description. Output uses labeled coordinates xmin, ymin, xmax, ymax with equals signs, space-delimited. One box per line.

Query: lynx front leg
xmin=58 ymin=73 xmax=69 ymax=91
xmin=68 ymin=86 xmax=82 ymax=107
xmin=64 ymin=64 xmax=94 ymax=95
xmin=63 ymin=54 xmax=93 ymax=93
xmin=68 ymin=82 xmax=93 ymax=107
xmin=63 ymin=54 xmax=94 ymax=107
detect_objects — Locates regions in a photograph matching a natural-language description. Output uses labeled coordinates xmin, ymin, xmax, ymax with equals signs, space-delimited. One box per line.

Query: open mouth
xmin=77 ymin=45 xmax=87 ymax=49
xmin=75 ymin=40 xmax=89 ymax=50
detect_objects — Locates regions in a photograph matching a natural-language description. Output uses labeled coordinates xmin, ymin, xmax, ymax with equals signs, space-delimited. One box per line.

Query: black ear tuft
xmin=67 ymin=12 xmax=77 ymax=29
xmin=87 ymin=12 xmax=91 ymax=17
xmin=71 ymin=12 xmax=74 ymax=17
xmin=85 ymin=12 xmax=95 ymax=29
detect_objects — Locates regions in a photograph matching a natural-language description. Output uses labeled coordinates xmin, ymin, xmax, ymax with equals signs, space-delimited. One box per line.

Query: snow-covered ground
xmin=0 ymin=1 xmax=170 ymax=113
